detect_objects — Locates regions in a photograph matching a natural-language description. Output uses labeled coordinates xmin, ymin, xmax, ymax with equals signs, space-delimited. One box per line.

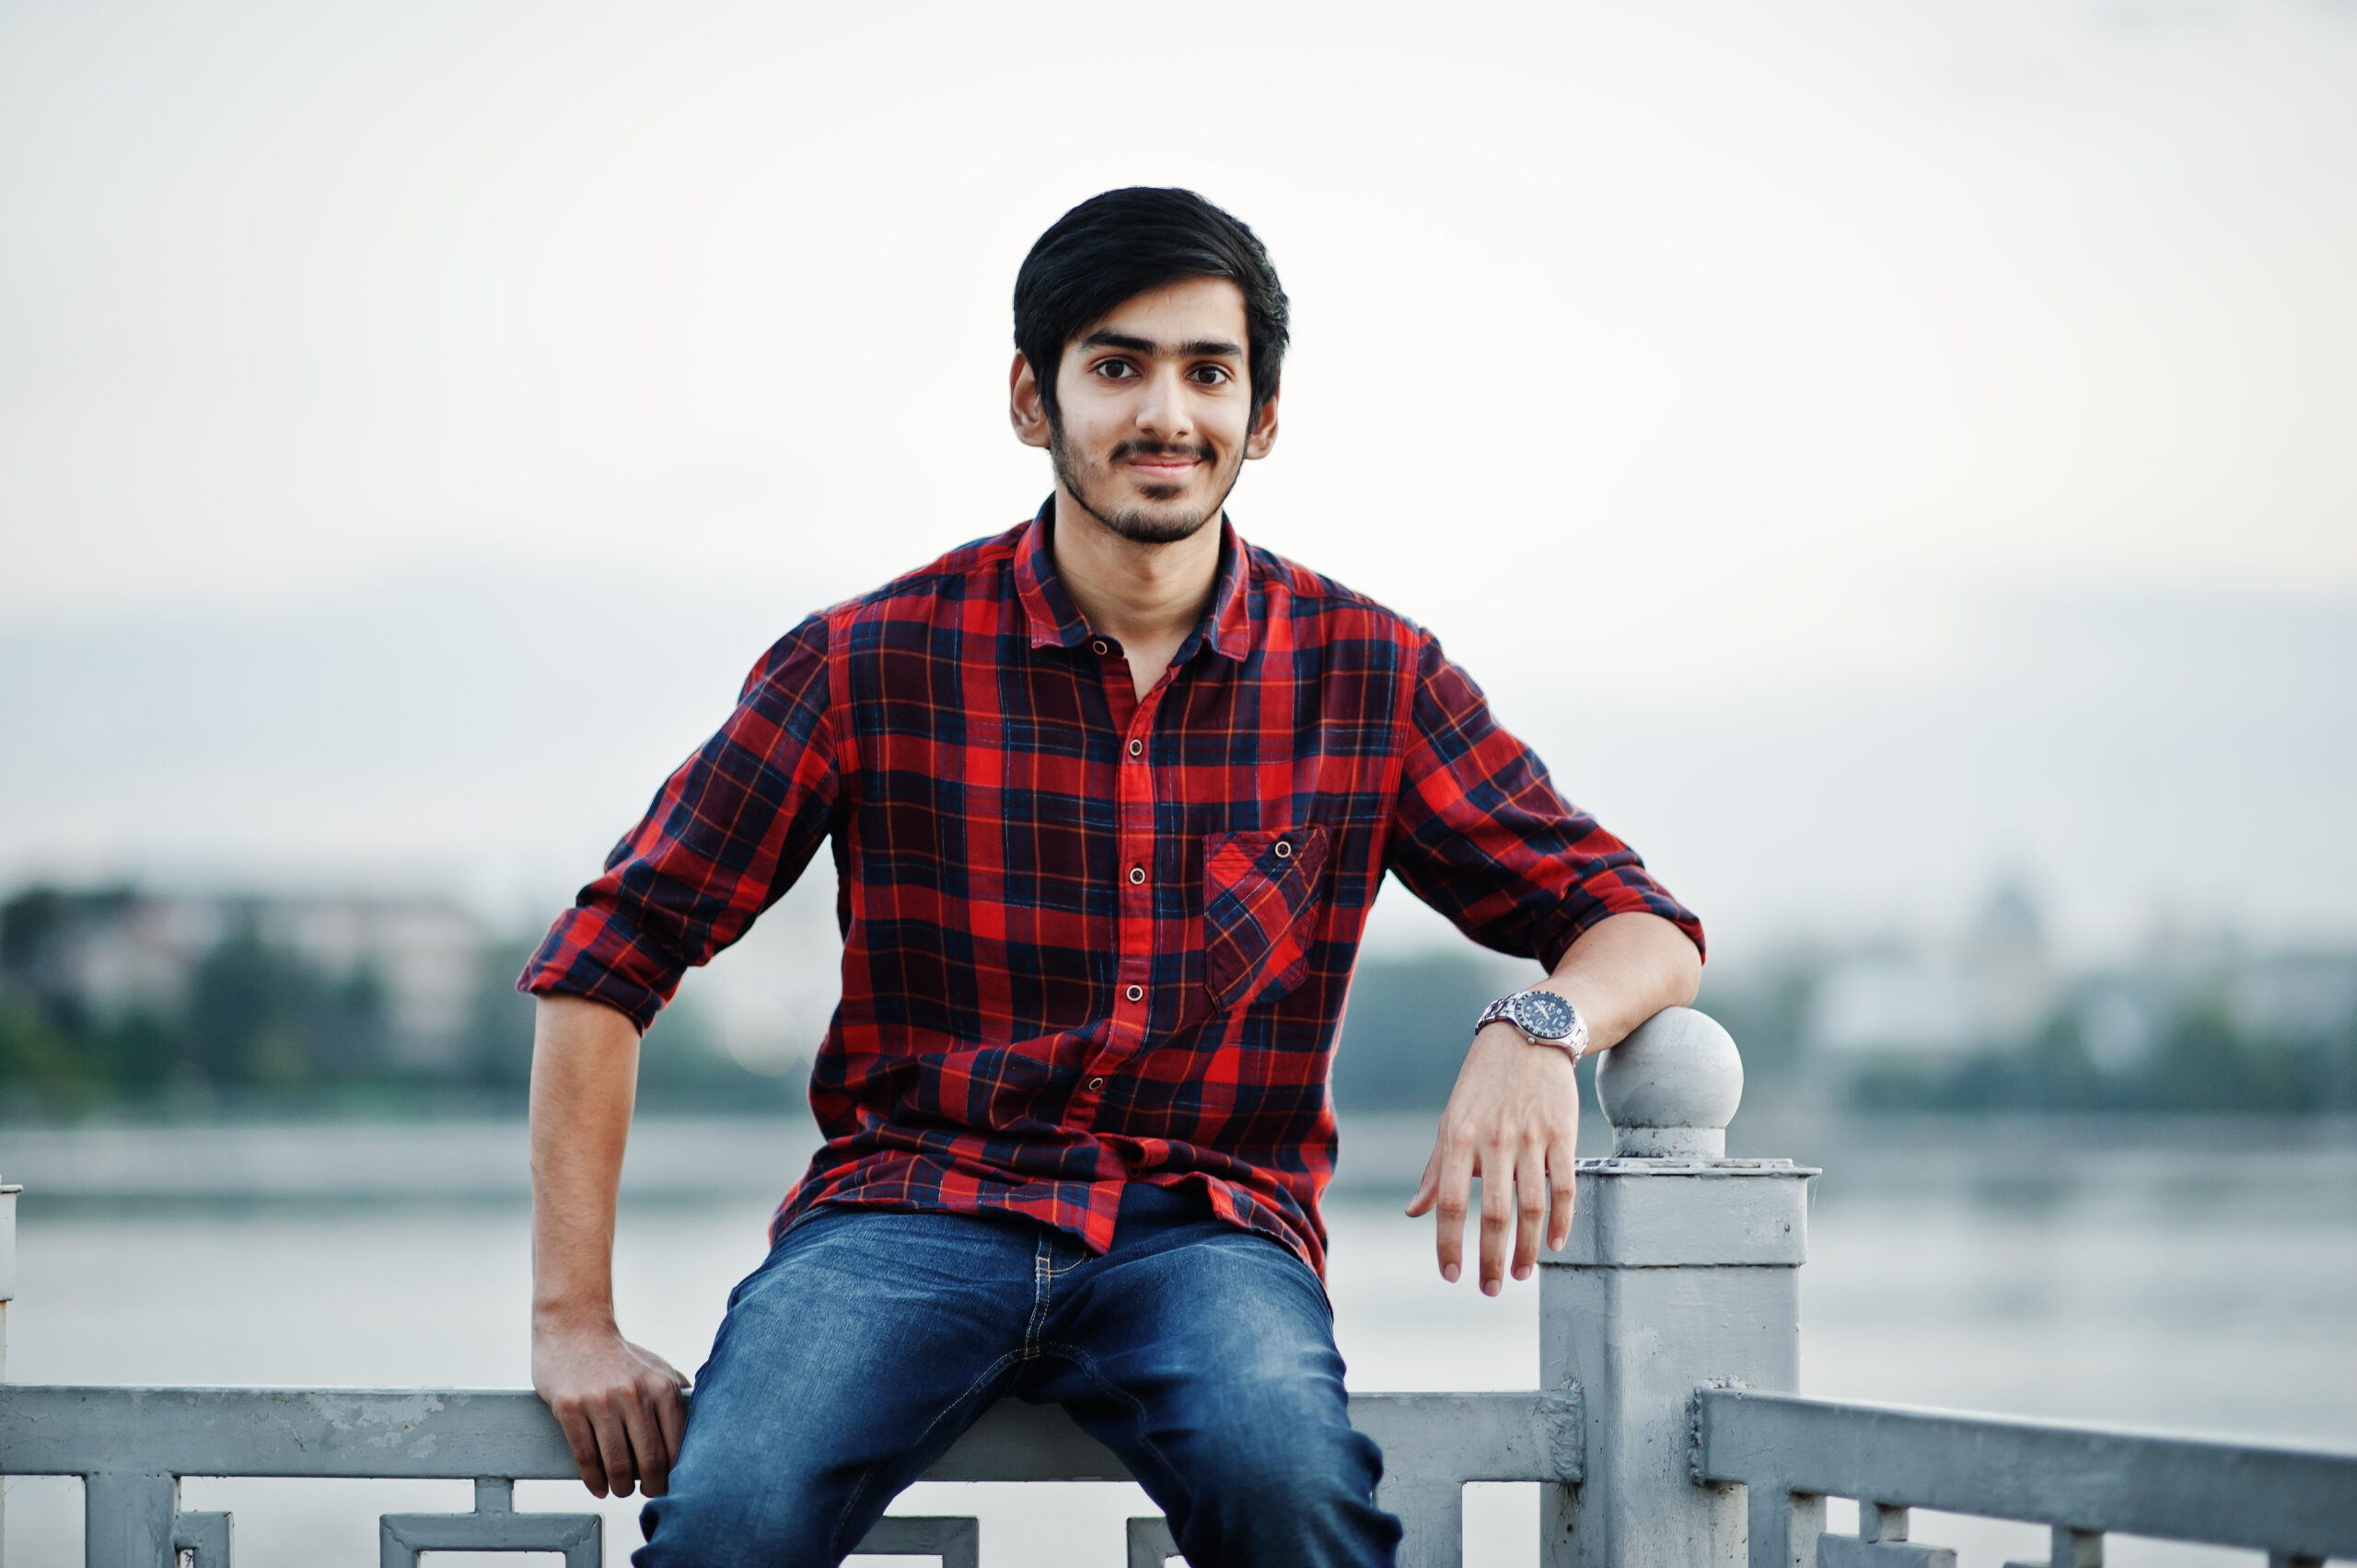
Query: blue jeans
xmin=636 ymin=1183 xmax=1401 ymax=1567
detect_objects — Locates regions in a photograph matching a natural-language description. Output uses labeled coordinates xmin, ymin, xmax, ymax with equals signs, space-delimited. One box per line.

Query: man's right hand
xmin=532 ymin=1315 xmax=690 ymax=1498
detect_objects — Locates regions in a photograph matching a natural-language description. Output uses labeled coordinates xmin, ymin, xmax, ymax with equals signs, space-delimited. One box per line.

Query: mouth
xmin=1114 ymin=443 xmax=1210 ymax=482
xmin=1126 ymin=459 xmax=1199 ymax=480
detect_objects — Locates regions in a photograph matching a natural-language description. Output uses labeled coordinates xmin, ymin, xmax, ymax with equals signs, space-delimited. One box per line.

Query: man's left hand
xmin=1405 ymin=1020 xmax=1579 ymax=1295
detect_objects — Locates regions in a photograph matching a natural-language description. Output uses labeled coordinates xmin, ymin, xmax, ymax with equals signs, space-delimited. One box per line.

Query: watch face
xmin=1510 ymin=991 xmax=1576 ymax=1040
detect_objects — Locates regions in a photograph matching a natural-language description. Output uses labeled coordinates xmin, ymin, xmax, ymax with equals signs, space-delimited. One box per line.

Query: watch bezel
xmin=1507 ymin=989 xmax=1578 ymax=1043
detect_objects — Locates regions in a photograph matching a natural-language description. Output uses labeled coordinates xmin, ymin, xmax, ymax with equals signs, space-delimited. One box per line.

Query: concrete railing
xmin=4 ymin=1006 xmax=2354 ymax=1567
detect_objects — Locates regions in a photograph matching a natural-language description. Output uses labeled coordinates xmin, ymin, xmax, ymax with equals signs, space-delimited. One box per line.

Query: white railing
xmin=3 ymin=1008 xmax=2352 ymax=1567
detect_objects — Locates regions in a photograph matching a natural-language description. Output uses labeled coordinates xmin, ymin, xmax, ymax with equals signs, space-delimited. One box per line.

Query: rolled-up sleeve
xmin=1387 ymin=632 xmax=1704 ymax=970
xmin=518 ymin=613 xmax=842 ymax=1030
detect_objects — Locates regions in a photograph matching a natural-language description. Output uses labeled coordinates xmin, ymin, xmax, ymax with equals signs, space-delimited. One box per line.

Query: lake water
xmin=3 ymin=1113 xmax=2352 ymax=1566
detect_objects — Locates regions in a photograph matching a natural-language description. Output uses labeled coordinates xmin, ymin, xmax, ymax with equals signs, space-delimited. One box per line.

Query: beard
xmin=1049 ymin=424 xmax=1245 ymax=546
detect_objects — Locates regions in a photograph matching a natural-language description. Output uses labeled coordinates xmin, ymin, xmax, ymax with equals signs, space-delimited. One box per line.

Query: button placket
xmin=1100 ymin=679 xmax=1168 ymax=1079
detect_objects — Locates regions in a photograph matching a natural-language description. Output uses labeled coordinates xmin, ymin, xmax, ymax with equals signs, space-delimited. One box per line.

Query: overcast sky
xmin=4 ymin=0 xmax=2353 ymax=967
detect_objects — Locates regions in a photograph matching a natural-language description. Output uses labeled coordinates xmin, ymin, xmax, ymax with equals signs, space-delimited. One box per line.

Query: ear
xmin=1009 ymin=352 xmax=1053 ymax=450
xmin=1244 ymin=377 xmax=1281 ymax=460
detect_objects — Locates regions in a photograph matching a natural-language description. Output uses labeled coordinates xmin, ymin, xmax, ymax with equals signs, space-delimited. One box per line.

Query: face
xmin=1010 ymin=276 xmax=1279 ymax=545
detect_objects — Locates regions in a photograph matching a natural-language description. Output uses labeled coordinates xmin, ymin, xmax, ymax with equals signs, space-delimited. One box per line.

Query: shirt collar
xmin=1013 ymin=496 xmax=1255 ymax=666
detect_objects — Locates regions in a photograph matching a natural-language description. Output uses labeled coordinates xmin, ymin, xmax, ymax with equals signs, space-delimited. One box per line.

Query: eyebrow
xmin=1080 ymin=329 xmax=1245 ymax=360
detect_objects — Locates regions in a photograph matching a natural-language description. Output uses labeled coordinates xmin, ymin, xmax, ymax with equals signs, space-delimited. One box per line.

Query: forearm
xmin=528 ymin=994 xmax=643 ymax=1330
xmin=1534 ymin=911 xmax=1702 ymax=1053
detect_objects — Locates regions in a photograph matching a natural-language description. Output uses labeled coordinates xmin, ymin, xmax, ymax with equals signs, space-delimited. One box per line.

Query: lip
xmin=1125 ymin=458 xmax=1200 ymax=477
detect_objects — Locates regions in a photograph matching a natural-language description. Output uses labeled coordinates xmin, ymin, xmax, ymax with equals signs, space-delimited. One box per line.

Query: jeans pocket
xmin=1202 ymin=825 xmax=1329 ymax=1010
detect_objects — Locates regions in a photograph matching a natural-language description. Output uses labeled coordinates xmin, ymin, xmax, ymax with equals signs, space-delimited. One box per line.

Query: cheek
xmin=1054 ymin=395 xmax=1129 ymax=458
xmin=1202 ymin=407 xmax=1253 ymax=458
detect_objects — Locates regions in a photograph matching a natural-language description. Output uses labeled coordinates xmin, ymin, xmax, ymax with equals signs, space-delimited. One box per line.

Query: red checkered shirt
xmin=521 ymin=506 xmax=1703 ymax=1275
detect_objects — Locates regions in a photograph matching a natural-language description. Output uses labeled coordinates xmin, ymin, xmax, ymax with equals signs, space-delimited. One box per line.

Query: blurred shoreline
xmin=5 ymin=1109 xmax=2350 ymax=1210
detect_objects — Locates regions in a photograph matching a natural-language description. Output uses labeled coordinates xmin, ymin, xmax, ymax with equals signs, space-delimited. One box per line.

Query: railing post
xmin=2 ymin=1173 xmax=17 ymax=1568
xmin=1538 ymin=1008 xmax=1815 ymax=1567
xmin=85 ymin=1471 xmax=177 ymax=1568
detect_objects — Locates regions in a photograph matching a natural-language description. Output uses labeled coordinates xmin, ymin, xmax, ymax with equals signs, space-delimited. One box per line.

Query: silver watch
xmin=1474 ymin=989 xmax=1590 ymax=1061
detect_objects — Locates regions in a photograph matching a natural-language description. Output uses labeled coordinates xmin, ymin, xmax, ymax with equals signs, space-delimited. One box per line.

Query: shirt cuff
xmin=1534 ymin=877 xmax=1707 ymax=974
xmin=515 ymin=904 xmax=682 ymax=1034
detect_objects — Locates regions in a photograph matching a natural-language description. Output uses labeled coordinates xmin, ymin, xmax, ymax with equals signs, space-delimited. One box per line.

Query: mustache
xmin=1110 ymin=438 xmax=1213 ymax=465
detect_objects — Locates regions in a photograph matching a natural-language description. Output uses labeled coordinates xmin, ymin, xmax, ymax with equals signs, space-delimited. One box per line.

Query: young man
xmin=523 ymin=187 xmax=1703 ymax=1567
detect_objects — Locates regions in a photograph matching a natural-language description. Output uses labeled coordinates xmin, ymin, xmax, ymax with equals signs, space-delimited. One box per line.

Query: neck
xmin=1046 ymin=482 xmax=1225 ymax=657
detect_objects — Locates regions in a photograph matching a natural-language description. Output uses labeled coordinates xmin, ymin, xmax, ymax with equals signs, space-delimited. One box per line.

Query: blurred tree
xmin=1332 ymin=950 xmax=1526 ymax=1112
xmin=2137 ymin=996 xmax=2306 ymax=1114
xmin=0 ymin=995 xmax=104 ymax=1115
xmin=180 ymin=923 xmax=388 ymax=1088
xmin=463 ymin=938 xmax=540 ymax=1091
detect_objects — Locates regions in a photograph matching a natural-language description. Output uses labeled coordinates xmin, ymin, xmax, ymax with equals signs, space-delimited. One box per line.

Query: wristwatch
xmin=1474 ymin=989 xmax=1590 ymax=1063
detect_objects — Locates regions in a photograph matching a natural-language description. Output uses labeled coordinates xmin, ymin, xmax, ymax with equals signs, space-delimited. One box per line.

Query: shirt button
xmin=1125 ymin=984 xmax=1144 ymax=1003
xmin=1091 ymin=640 xmax=1109 ymax=656
xmin=1273 ymin=840 xmax=1293 ymax=860
xmin=1128 ymin=865 xmax=1146 ymax=885
xmin=1088 ymin=1076 xmax=1106 ymax=1091
xmin=1127 ymin=738 xmax=1144 ymax=758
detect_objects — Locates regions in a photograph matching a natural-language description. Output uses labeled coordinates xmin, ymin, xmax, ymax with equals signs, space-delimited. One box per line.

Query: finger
xmin=585 ymin=1400 xmax=640 ymax=1498
xmin=1479 ymin=1144 xmax=1515 ymax=1295
xmin=552 ymin=1402 xmax=609 ymax=1498
xmin=616 ymin=1384 xmax=670 ymax=1496
xmin=1405 ymin=1138 xmax=1444 ymax=1218
xmin=654 ymin=1378 xmax=688 ymax=1481
xmin=1548 ymin=1134 xmax=1578 ymax=1251
xmin=1512 ymin=1142 xmax=1548 ymax=1280
xmin=1433 ymin=1137 xmax=1477 ymax=1283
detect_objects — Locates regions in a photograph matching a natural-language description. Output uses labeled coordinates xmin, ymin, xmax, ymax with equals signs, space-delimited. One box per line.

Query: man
xmin=523 ymin=187 xmax=1703 ymax=1567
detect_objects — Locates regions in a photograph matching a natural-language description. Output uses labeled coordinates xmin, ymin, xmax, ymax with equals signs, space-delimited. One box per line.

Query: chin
xmin=1098 ymin=503 xmax=1218 ymax=547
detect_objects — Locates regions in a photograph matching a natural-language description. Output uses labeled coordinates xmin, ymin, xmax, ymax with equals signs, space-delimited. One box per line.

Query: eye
xmin=1095 ymin=359 xmax=1138 ymax=380
xmin=1190 ymin=365 xmax=1233 ymax=386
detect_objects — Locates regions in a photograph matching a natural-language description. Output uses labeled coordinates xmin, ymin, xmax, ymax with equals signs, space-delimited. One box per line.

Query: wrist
xmin=532 ymin=1298 xmax=619 ymax=1337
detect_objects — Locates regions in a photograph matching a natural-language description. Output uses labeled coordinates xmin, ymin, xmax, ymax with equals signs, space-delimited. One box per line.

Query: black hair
xmin=1013 ymin=187 xmax=1291 ymax=425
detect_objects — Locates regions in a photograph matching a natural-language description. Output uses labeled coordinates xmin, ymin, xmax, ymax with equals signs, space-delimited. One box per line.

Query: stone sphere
xmin=1595 ymin=1006 xmax=1745 ymax=1158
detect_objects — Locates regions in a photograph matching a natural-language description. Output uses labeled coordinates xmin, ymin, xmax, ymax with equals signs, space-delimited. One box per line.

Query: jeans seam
xmin=1039 ymin=1342 xmax=1192 ymax=1517
xmin=1024 ymin=1237 xmax=1057 ymax=1357
xmin=826 ymin=1348 xmax=1026 ymax=1558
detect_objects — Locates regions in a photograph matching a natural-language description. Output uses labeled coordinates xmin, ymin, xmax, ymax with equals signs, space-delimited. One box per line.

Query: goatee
xmin=1050 ymin=432 xmax=1236 ymax=546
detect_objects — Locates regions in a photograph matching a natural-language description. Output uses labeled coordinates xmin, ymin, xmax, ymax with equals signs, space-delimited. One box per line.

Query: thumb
xmin=1405 ymin=1145 xmax=1442 ymax=1216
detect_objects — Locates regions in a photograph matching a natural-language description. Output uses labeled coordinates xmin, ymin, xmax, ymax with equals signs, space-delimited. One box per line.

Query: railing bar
xmin=0 ymin=1386 xmax=1574 ymax=1485
xmin=1697 ymin=1390 xmax=2357 ymax=1558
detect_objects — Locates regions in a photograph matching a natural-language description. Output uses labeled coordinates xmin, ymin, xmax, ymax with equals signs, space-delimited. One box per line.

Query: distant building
xmin=0 ymin=887 xmax=486 ymax=1068
xmin=2232 ymin=952 xmax=2357 ymax=1044
xmin=1805 ymin=882 xmax=2058 ymax=1057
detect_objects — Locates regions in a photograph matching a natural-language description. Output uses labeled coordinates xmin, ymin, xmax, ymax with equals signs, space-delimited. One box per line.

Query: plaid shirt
xmin=522 ymin=505 xmax=1702 ymax=1275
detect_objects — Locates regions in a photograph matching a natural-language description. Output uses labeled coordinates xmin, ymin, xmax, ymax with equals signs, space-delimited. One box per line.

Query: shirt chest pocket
xmin=1202 ymin=825 xmax=1330 ymax=1011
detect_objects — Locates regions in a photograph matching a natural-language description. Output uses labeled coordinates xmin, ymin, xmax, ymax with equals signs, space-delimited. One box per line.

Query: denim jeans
xmin=635 ymin=1183 xmax=1401 ymax=1567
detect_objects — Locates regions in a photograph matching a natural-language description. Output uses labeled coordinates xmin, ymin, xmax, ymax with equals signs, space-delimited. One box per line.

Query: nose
xmin=1133 ymin=363 xmax=1195 ymax=440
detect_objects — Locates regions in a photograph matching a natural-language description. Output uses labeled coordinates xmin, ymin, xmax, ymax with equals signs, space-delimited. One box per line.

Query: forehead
xmin=1078 ymin=276 xmax=1248 ymax=351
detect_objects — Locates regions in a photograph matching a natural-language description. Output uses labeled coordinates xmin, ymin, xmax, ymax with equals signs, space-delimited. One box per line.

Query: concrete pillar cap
xmin=1596 ymin=1006 xmax=1744 ymax=1158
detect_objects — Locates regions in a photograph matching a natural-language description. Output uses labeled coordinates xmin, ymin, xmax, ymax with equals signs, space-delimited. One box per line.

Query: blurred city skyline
xmin=5 ymin=1 xmax=2354 ymax=967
